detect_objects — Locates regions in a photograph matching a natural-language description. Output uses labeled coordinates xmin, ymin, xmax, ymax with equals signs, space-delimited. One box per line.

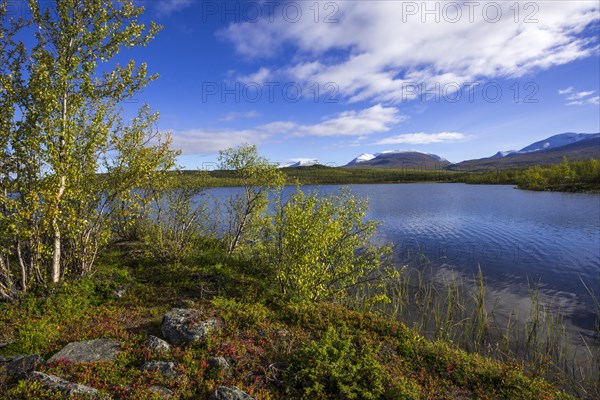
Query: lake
xmin=205 ymin=183 xmax=600 ymax=332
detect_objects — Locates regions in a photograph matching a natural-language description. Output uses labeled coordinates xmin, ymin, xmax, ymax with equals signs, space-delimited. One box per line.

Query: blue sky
xmin=120 ymin=1 xmax=600 ymax=168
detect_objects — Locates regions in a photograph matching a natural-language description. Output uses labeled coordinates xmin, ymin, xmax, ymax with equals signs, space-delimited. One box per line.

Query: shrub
xmin=285 ymin=325 xmax=386 ymax=399
xmin=263 ymin=188 xmax=392 ymax=302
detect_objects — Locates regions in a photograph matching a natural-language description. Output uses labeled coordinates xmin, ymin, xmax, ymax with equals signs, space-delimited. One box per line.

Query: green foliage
xmin=0 ymin=248 xmax=578 ymax=400
xmin=140 ymin=188 xmax=210 ymax=263
xmin=218 ymin=144 xmax=285 ymax=254
xmin=210 ymin=297 xmax=273 ymax=328
xmin=285 ymin=325 xmax=386 ymax=400
xmin=0 ymin=0 xmax=176 ymax=299
xmin=170 ymin=160 xmax=599 ymax=192
xmin=516 ymin=159 xmax=600 ymax=192
xmin=1 ymin=273 xmax=123 ymax=355
xmin=263 ymin=188 xmax=392 ymax=302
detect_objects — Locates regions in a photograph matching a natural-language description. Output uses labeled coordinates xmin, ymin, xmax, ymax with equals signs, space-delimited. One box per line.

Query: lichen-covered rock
xmin=30 ymin=371 xmax=107 ymax=398
xmin=206 ymin=356 xmax=231 ymax=377
xmin=147 ymin=335 xmax=171 ymax=354
xmin=141 ymin=361 xmax=179 ymax=379
xmin=161 ymin=308 xmax=222 ymax=345
xmin=48 ymin=338 xmax=120 ymax=363
xmin=7 ymin=354 xmax=44 ymax=379
xmin=149 ymin=385 xmax=174 ymax=399
xmin=210 ymin=386 xmax=256 ymax=400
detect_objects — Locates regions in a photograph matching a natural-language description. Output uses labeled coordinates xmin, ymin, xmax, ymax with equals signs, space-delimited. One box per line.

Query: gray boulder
xmin=30 ymin=371 xmax=107 ymax=398
xmin=149 ymin=385 xmax=174 ymax=398
xmin=48 ymin=338 xmax=121 ymax=363
xmin=7 ymin=354 xmax=44 ymax=379
xmin=206 ymin=356 xmax=231 ymax=377
xmin=141 ymin=361 xmax=179 ymax=379
xmin=161 ymin=308 xmax=222 ymax=345
xmin=210 ymin=386 xmax=256 ymax=400
xmin=147 ymin=335 xmax=171 ymax=354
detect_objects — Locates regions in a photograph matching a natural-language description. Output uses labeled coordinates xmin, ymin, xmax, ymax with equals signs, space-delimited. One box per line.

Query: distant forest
xmin=170 ymin=158 xmax=600 ymax=193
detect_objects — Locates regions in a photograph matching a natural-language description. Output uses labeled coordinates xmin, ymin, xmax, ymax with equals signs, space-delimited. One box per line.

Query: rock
xmin=30 ymin=371 xmax=107 ymax=398
xmin=113 ymin=287 xmax=127 ymax=299
xmin=206 ymin=356 xmax=231 ymax=377
xmin=147 ymin=335 xmax=171 ymax=354
xmin=7 ymin=354 xmax=44 ymax=379
xmin=0 ymin=341 xmax=13 ymax=348
xmin=161 ymin=308 xmax=222 ymax=346
xmin=48 ymin=338 xmax=121 ymax=363
xmin=176 ymin=299 xmax=196 ymax=308
xmin=210 ymin=386 xmax=256 ymax=400
xmin=149 ymin=385 xmax=174 ymax=398
xmin=0 ymin=354 xmax=20 ymax=364
xmin=141 ymin=361 xmax=179 ymax=379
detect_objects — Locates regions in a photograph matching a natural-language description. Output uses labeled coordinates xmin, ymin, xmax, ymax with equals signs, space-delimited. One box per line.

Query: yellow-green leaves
xmin=219 ymin=144 xmax=285 ymax=254
xmin=1 ymin=0 xmax=173 ymax=294
xmin=265 ymin=187 xmax=391 ymax=303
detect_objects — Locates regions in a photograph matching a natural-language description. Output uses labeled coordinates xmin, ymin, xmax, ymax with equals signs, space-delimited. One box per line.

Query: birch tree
xmin=218 ymin=145 xmax=285 ymax=254
xmin=0 ymin=0 xmax=176 ymax=298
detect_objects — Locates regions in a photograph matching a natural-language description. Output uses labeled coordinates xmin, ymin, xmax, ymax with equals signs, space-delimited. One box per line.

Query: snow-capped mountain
xmin=279 ymin=159 xmax=320 ymax=168
xmin=282 ymin=133 xmax=598 ymax=172
xmin=348 ymin=150 xmax=448 ymax=165
xmin=345 ymin=150 xmax=451 ymax=169
xmin=490 ymin=150 xmax=517 ymax=158
xmin=492 ymin=133 xmax=599 ymax=158
xmin=348 ymin=153 xmax=377 ymax=164
xmin=519 ymin=132 xmax=599 ymax=153
xmin=451 ymin=132 xmax=600 ymax=171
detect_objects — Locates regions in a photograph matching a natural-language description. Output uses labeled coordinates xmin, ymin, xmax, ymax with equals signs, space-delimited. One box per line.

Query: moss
xmin=0 ymin=249 xmax=577 ymax=400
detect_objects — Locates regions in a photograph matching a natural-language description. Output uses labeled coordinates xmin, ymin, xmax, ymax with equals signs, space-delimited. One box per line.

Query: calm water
xmin=205 ymin=183 xmax=600 ymax=330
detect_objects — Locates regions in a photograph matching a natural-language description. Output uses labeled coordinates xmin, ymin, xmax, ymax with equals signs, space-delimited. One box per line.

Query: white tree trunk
xmin=52 ymin=175 xmax=66 ymax=283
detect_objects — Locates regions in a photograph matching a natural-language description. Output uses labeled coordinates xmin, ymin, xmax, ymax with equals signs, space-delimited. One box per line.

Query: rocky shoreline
xmin=2 ymin=308 xmax=253 ymax=400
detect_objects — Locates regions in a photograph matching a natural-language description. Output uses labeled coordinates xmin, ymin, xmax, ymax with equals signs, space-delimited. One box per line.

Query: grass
xmin=0 ymin=246 xmax=585 ymax=399
xmin=357 ymin=260 xmax=599 ymax=399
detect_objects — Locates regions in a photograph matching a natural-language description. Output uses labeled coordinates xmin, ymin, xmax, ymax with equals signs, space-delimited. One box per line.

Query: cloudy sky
xmin=121 ymin=1 xmax=598 ymax=167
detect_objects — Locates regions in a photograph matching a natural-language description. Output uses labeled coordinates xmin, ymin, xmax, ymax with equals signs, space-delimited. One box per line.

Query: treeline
xmin=167 ymin=159 xmax=600 ymax=193
xmin=516 ymin=159 xmax=600 ymax=192
xmin=168 ymin=166 xmax=516 ymax=188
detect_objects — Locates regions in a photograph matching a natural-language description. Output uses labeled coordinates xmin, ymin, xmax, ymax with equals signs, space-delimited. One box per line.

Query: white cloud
xmin=169 ymin=128 xmax=270 ymax=154
xmin=237 ymin=67 xmax=272 ymax=84
xmin=220 ymin=111 xmax=260 ymax=122
xmin=221 ymin=2 xmax=599 ymax=103
xmin=155 ymin=0 xmax=193 ymax=16
xmin=375 ymin=132 xmax=466 ymax=145
xmin=559 ymin=87 xmax=574 ymax=94
xmin=559 ymin=87 xmax=597 ymax=105
xmin=169 ymin=105 xmax=404 ymax=154
xmin=294 ymin=105 xmax=404 ymax=137
xmin=566 ymin=90 xmax=596 ymax=100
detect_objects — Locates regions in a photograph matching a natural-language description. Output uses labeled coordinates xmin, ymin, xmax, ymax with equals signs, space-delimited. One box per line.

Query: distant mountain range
xmin=449 ymin=132 xmax=599 ymax=171
xmin=280 ymin=132 xmax=600 ymax=171
xmin=345 ymin=150 xmax=451 ymax=170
